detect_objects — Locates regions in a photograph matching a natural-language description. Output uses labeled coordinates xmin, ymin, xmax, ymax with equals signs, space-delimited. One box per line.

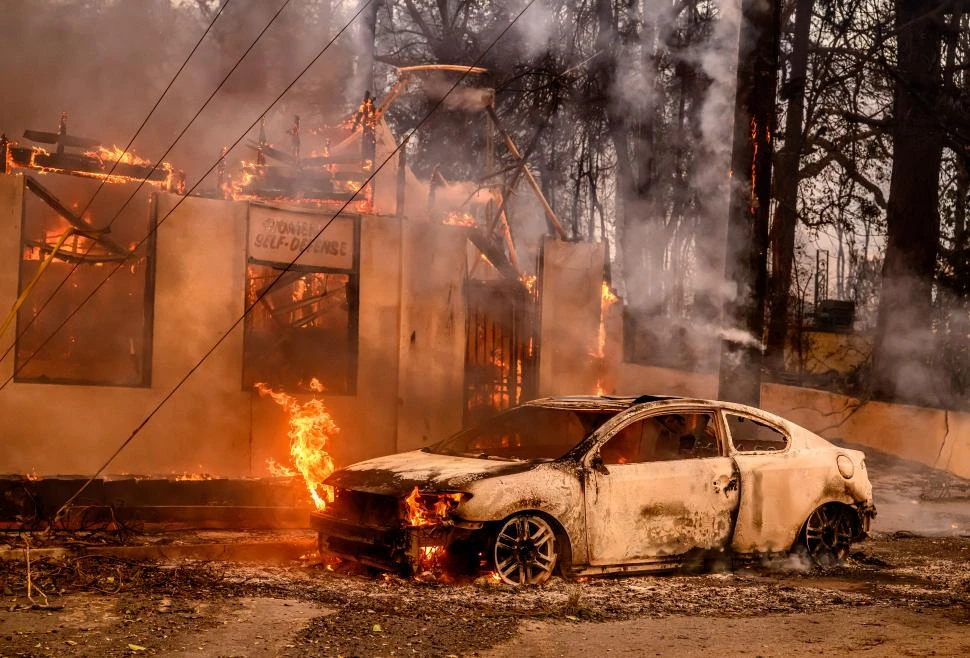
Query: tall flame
xmin=594 ymin=281 xmax=619 ymax=395
xmin=255 ymin=378 xmax=337 ymax=509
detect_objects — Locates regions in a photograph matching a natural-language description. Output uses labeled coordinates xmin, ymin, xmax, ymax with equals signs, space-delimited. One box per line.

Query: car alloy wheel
xmin=803 ymin=505 xmax=854 ymax=566
xmin=492 ymin=514 xmax=558 ymax=585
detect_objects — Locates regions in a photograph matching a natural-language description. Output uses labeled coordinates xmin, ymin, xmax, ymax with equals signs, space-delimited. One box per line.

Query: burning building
xmin=3 ymin=78 xmax=961 ymax=536
xmin=0 ymin=85 xmax=614 ymax=520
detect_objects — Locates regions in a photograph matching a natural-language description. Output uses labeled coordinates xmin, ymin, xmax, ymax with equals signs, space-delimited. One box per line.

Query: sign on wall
xmin=247 ymin=205 xmax=356 ymax=271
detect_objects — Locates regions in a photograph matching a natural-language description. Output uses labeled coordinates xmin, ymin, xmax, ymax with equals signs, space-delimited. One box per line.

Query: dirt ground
xmin=1 ymin=534 xmax=969 ymax=657
xmin=2 ymin=444 xmax=970 ymax=657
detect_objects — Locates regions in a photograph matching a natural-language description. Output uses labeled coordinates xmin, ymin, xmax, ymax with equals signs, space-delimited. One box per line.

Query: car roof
xmin=526 ymin=394 xmax=681 ymax=412
xmin=526 ymin=395 xmax=791 ymax=421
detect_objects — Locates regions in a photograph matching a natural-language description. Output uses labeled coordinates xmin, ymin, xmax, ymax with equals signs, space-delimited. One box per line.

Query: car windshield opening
xmin=428 ymin=406 xmax=615 ymax=461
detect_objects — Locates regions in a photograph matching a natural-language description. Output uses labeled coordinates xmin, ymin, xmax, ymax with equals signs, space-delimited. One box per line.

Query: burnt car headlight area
xmin=310 ymin=487 xmax=484 ymax=575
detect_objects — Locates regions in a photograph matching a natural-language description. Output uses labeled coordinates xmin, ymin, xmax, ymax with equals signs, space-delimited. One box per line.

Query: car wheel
xmin=802 ymin=504 xmax=855 ymax=567
xmin=492 ymin=514 xmax=558 ymax=585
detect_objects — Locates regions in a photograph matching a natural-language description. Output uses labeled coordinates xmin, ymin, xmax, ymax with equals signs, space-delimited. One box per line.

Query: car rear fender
xmin=730 ymin=449 xmax=864 ymax=554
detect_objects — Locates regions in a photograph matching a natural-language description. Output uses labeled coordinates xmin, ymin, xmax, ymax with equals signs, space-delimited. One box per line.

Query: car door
xmin=583 ymin=406 xmax=740 ymax=566
xmin=722 ymin=409 xmax=826 ymax=553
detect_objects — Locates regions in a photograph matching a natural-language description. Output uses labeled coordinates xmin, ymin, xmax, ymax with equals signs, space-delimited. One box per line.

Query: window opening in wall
xmin=14 ymin=177 xmax=156 ymax=386
xmin=243 ymin=206 xmax=359 ymax=394
xmin=463 ymin=279 xmax=538 ymax=428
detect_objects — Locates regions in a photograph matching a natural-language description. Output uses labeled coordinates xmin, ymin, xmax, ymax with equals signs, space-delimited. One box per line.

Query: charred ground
xmin=2 ymin=444 xmax=969 ymax=657
xmin=2 ymin=534 xmax=970 ymax=657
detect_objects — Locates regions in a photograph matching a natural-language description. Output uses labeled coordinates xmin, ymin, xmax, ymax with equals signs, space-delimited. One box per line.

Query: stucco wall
xmin=0 ymin=175 xmax=22 ymax=391
xmin=395 ymin=221 xmax=467 ymax=451
xmin=538 ymin=238 xmax=605 ymax=397
xmin=0 ymin=188 xmax=252 ymax=475
xmin=760 ymin=384 xmax=970 ymax=480
xmin=251 ymin=213 xmax=406 ymax=472
xmin=0 ymin=181 xmax=413 ymax=477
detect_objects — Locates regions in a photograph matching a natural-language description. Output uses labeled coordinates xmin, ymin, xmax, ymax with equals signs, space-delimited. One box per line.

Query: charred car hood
xmin=324 ymin=449 xmax=539 ymax=496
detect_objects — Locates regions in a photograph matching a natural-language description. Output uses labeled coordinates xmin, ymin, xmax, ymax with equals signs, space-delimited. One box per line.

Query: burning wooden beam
xmin=485 ymin=105 xmax=566 ymax=240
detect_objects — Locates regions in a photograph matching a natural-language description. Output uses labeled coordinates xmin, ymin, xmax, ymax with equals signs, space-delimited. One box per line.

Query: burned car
xmin=311 ymin=395 xmax=876 ymax=585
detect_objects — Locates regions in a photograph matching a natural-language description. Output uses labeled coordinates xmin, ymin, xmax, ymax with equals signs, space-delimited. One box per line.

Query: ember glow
xmin=443 ymin=211 xmax=476 ymax=227
xmin=521 ymin=273 xmax=537 ymax=294
xmin=84 ymin=145 xmax=153 ymax=168
xmin=7 ymin=142 xmax=179 ymax=189
xmin=417 ymin=545 xmax=445 ymax=571
xmin=255 ymin=378 xmax=337 ymax=509
xmin=174 ymin=472 xmax=213 ymax=481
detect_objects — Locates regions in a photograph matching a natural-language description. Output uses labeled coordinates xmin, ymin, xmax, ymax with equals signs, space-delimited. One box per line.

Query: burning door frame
xmin=242 ymin=204 xmax=361 ymax=394
xmin=463 ymin=278 xmax=538 ymax=427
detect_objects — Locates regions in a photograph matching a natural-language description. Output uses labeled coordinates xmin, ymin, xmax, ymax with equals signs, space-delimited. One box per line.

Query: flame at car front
xmin=403 ymin=486 xmax=465 ymax=526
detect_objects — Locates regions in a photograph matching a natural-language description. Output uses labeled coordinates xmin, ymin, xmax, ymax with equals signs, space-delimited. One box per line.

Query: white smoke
xmin=511 ymin=0 xmax=556 ymax=59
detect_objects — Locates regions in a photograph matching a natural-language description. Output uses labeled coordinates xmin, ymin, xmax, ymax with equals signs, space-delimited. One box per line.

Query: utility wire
xmin=53 ymin=0 xmax=536 ymax=518
xmin=3 ymin=0 xmax=375 ymax=395
xmin=2 ymin=0 xmax=363 ymax=394
xmin=0 ymin=0 xmax=287 ymax=367
xmin=68 ymin=0 xmax=233 ymax=231
xmin=8 ymin=0 xmax=388 ymax=402
xmin=0 ymin=0 xmax=231 ymax=356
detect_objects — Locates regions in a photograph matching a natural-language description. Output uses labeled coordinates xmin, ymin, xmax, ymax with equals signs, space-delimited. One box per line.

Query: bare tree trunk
xmin=956 ymin=155 xmax=969 ymax=250
xmin=765 ymin=0 xmax=814 ymax=374
xmin=870 ymin=0 xmax=945 ymax=404
xmin=717 ymin=0 xmax=781 ymax=407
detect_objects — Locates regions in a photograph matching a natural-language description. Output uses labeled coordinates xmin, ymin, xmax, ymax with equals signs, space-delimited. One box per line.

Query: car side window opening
xmin=599 ymin=412 xmax=720 ymax=465
xmin=725 ymin=413 xmax=789 ymax=452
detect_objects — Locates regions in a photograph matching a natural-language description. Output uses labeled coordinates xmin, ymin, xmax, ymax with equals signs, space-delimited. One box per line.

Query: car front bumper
xmin=310 ymin=510 xmax=456 ymax=573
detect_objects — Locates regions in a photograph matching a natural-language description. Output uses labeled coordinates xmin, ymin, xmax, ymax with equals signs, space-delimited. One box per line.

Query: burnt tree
xmin=766 ymin=0 xmax=814 ymax=374
xmin=870 ymin=0 xmax=947 ymax=403
xmin=718 ymin=0 xmax=782 ymax=406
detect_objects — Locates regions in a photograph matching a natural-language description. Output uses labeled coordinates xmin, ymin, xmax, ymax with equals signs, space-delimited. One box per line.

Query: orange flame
xmin=403 ymin=486 xmax=464 ymax=526
xmin=443 ymin=211 xmax=476 ymax=227
xmin=595 ymin=282 xmax=618 ymax=359
xmin=9 ymin=143 xmax=179 ymax=190
xmin=594 ymin=281 xmax=618 ymax=395
xmin=255 ymin=378 xmax=338 ymax=509
xmin=84 ymin=145 xmax=153 ymax=167
xmin=521 ymin=274 xmax=537 ymax=295
xmin=174 ymin=472 xmax=213 ymax=481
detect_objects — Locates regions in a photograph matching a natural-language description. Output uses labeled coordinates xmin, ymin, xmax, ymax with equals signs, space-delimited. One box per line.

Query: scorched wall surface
xmin=0 ymin=180 xmax=462 ymax=477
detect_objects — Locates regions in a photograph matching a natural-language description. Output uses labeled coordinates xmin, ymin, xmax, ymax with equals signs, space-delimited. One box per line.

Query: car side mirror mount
xmin=590 ymin=453 xmax=609 ymax=476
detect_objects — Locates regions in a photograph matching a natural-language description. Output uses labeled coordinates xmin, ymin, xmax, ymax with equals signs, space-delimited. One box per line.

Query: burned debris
xmin=3 ymin=113 xmax=183 ymax=192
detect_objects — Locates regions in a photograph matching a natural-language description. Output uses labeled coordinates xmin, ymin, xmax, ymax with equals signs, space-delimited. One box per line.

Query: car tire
xmin=491 ymin=513 xmax=558 ymax=585
xmin=800 ymin=503 xmax=855 ymax=567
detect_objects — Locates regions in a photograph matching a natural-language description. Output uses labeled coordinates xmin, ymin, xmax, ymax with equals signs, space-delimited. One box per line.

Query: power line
xmin=53 ymin=0 xmax=537 ymax=518
xmin=2 ymin=0 xmax=376 ymax=395
xmin=0 ymin=0 xmax=288 ymax=368
xmin=67 ymin=0 xmax=233 ymax=234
